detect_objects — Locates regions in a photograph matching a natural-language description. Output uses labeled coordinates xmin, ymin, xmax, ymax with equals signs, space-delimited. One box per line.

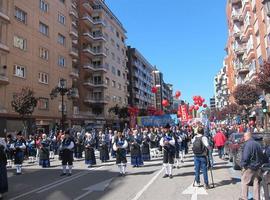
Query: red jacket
xmin=213 ymin=131 xmax=227 ymax=147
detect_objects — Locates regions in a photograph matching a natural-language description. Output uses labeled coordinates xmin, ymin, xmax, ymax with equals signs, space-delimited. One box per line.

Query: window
xmin=39 ymin=22 xmax=49 ymax=36
xmin=111 ymin=39 xmax=115 ymax=46
xmin=40 ymin=0 xmax=49 ymax=12
xmin=15 ymin=7 xmax=27 ymax=24
xmin=58 ymin=56 xmax=66 ymax=67
xmin=118 ymin=96 xmax=122 ymax=103
xmin=112 ymin=80 xmax=116 ymax=87
xmin=58 ymin=13 xmax=65 ymax=25
xmin=118 ymin=83 xmax=121 ymax=90
xmin=13 ymin=35 xmax=26 ymax=50
xmin=38 ymin=72 xmax=49 ymax=84
xmin=111 ymin=66 xmax=116 ymax=75
xmin=59 ymin=0 xmax=65 ymax=3
xmin=39 ymin=47 xmax=49 ymax=60
xmin=112 ymin=96 xmax=117 ymax=102
xmin=13 ymin=65 xmax=26 ymax=78
xmin=105 ymin=77 xmax=109 ymax=85
xmin=116 ymin=31 xmax=119 ymax=38
xmin=116 ymin=44 xmax=120 ymax=51
xmin=58 ymin=33 xmax=65 ymax=46
xmin=117 ymin=70 xmax=121 ymax=76
xmin=111 ymin=52 xmax=115 ymax=60
xmin=58 ymin=101 xmax=67 ymax=112
xmin=38 ymin=98 xmax=49 ymax=110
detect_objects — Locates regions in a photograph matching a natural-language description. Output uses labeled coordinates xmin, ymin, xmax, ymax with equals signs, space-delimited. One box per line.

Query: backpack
xmin=192 ymin=136 xmax=206 ymax=155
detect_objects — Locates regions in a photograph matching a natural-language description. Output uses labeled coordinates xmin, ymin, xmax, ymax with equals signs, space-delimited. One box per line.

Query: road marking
xmin=131 ymin=168 xmax=163 ymax=200
xmin=182 ymin=184 xmax=208 ymax=200
xmin=74 ymin=178 xmax=113 ymax=200
xmin=36 ymin=166 xmax=104 ymax=193
xmin=9 ymin=167 xmax=103 ymax=200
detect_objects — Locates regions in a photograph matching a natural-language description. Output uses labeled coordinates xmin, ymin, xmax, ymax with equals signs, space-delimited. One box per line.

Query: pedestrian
xmin=84 ymin=132 xmax=96 ymax=168
xmin=0 ymin=138 xmax=8 ymax=200
xmin=5 ymin=134 xmax=14 ymax=168
xmin=213 ymin=128 xmax=227 ymax=159
xmin=141 ymin=131 xmax=151 ymax=161
xmin=13 ymin=131 xmax=26 ymax=175
xmin=27 ymin=135 xmax=36 ymax=164
xmin=60 ymin=130 xmax=75 ymax=176
xmin=130 ymin=130 xmax=143 ymax=168
xmin=192 ymin=126 xmax=211 ymax=189
xmin=74 ymin=132 xmax=83 ymax=159
xmin=113 ymin=132 xmax=128 ymax=176
xmin=173 ymin=126 xmax=181 ymax=169
xmin=160 ymin=124 xmax=175 ymax=179
xmin=240 ymin=132 xmax=264 ymax=200
xmin=39 ymin=134 xmax=50 ymax=168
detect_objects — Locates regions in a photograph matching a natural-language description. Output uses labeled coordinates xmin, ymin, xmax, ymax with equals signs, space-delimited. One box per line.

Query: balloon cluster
xmin=162 ymin=99 xmax=169 ymax=107
xmin=189 ymin=96 xmax=208 ymax=111
xmin=151 ymin=86 xmax=158 ymax=94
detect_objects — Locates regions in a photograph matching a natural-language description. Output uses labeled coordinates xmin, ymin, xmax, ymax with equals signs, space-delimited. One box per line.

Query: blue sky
xmin=105 ymin=0 xmax=228 ymax=104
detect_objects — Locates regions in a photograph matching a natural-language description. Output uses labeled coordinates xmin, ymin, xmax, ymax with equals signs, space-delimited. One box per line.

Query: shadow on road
xmin=214 ymin=177 xmax=241 ymax=188
xmin=127 ymin=170 xmax=157 ymax=176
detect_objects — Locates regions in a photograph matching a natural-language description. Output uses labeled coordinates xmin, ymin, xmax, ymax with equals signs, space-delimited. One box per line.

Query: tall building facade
xmin=214 ymin=65 xmax=229 ymax=109
xmin=0 ymin=0 xmax=78 ymax=134
xmin=225 ymin=0 xmax=269 ymax=103
xmin=153 ymin=69 xmax=173 ymax=111
xmin=76 ymin=0 xmax=129 ymax=128
xmin=126 ymin=46 xmax=155 ymax=109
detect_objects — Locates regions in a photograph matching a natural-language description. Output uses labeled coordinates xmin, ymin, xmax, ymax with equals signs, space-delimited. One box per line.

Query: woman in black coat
xmin=0 ymin=138 xmax=8 ymax=199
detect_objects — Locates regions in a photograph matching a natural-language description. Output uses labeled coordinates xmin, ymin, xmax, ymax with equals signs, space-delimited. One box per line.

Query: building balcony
xmin=70 ymin=27 xmax=78 ymax=39
xmin=83 ymin=47 xmax=107 ymax=58
xmin=242 ymin=0 xmax=251 ymax=13
xmin=83 ymin=80 xmax=108 ymax=89
xmin=71 ymin=88 xmax=79 ymax=99
xmin=232 ymin=10 xmax=243 ymax=22
xmin=70 ymin=68 xmax=79 ymax=79
xmin=83 ymin=64 xmax=107 ymax=73
xmin=237 ymin=66 xmax=249 ymax=75
xmin=0 ymin=9 xmax=10 ymax=22
xmin=82 ymin=14 xmax=106 ymax=27
xmin=0 ymin=67 xmax=9 ymax=85
xmin=82 ymin=2 xmax=93 ymax=12
xmin=231 ymin=0 xmax=241 ymax=4
xmin=84 ymin=97 xmax=108 ymax=104
xmin=0 ymin=42 xmax=9 ymax=52
xmin=246 ymin=48 xmax=255 ymax=62
xmin=82 ymin=32 xmax=106 ymax=42
xmin=72 ymin=39 xmax=78 ymax=46
xmin=69 ymin=8 xmax=78 ymax=19
xmin=234 ymin=45 xmax=245 ymax=55
xmin=70 ymin=47 xmax=79 ymax=58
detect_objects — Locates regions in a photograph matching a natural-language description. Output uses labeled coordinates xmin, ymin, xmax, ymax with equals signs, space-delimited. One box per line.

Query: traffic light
xmin=262 ymin=100 xmax=267 ymax=113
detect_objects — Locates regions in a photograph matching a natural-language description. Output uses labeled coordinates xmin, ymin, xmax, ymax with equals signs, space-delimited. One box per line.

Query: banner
xmin=180 ymin=105 xmax=189 ymax=122
xmin=137 ymin=114 xmax=178 ymax=127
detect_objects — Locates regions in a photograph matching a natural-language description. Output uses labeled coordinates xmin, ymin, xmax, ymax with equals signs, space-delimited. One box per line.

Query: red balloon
xmin=201 ymin=98 xmax=205 ymax=103
xmin=151 ymin=87 xmax=158 ymax=94
xmin=175 ymin=91 xmax=181 ymax=98
xmin=203 ymin=104 xmax=207 ymax=108
xmin=162 ymin=99 xmax=169 ymax=107
xmin=194 ymin=105 xmax=199 ymax=111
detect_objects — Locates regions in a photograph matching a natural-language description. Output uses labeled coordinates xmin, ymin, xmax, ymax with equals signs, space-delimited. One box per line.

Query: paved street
xmin=4 ymin=152 xmax=244 ymax=200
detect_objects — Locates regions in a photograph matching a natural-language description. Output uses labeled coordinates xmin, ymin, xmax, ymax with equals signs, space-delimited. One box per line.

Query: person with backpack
xmin=192 ymin=126 xmax=211 ymax=189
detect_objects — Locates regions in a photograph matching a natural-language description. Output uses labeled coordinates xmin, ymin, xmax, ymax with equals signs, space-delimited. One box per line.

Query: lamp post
xmin=50 ymin=79 xmax=73 ymax=131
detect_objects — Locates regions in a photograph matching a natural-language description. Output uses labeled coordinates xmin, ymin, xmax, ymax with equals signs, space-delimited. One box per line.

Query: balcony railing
xmin=70 ymin=47 xmax=79 ymax=58
xmin=69 ymin=8 xmax=78 ymax=19
xmin=70 ymin=27 xmax=78 ymax=38
xmin=82 ymin=14 xmax=106 ymax=27
xmin=84 ymin=96 xmax=108 ymax=104
xmin=0 ymin=7 xmax=10 ymax=22
xmin=70 ymin=68 xmax=79 ymax=78
xmin=83 ymin=32 xmax=106 ymax=42
xmin=83 ymin=80 xmax=108 ymax=88
xmin=83 ymin=64 xmax=107 ymax=73
xmin=83 ymin=47 xmax=107 ymax=57
xmin=0 ymin=67 xmax=9 ymax=85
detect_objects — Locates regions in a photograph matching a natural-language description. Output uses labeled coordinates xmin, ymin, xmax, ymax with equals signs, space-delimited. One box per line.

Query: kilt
xmin=14 ymin=151 xmax=24 ymax=165
xmin=116 ymin=149 xmax=127 ymax=164
xmin=62 ymin=149 xmax=73 ymax=166
xmin=0 ymin=163 xmax=8 ymax=193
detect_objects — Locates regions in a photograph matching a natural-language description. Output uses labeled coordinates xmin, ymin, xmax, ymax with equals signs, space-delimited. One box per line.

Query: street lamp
xmin=263 ymin=0 xmax=270 ymax=17
xmin=50 ymin=78 xmax=74 ymax=131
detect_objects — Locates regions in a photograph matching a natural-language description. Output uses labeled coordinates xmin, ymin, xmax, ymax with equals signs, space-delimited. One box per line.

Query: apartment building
xmin=76 ymin=0 xmax=129 ymax=128
xmin=126 ymin=46 xmax=155 ymax=109
xmin=0 ymin=0 xmax=77 ymax=135
xmin=225 ymin=0 xmax=269 ymax=103
xmin=214 ymin=65 xmax=229 ymax=109
xmin=210 ymin=97 xmax=216 ymax=110
xmin=152 ymin=69 xmax=173 ymax=111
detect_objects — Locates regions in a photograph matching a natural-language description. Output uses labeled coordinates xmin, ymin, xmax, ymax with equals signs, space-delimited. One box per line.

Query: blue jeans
xmin=194 ymin=156 xmax=209 ymax=185
xmin=217 ymin=146 xmax=224 ymax=159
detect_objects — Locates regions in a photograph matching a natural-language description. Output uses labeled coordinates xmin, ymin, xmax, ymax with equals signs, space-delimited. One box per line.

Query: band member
xmin=5 ymin=134 xmax=14 ymax=168
xmin=12 ymin=132 xmax=26 ymax=175
xmin=84 ymin=132 xmax=96 ymax=168
xmin=39 ymin=134 xmax=50 ymax=168
xmin=113 ymin=132 xmax=128 ymax=176
xmin=160 ymin=124 xmax=175 ymax=179
xmin=0 ymin=138 xmax=8 ymax=199
xmin=141 ymin=131 xmax=151 ymax=161
xmin=130 ymin=130 xmax=143 ymax=167
xmin=74 ymin=132 xmax=83 ymax=159
xmin=99 ymin=132 xmax=109 ymax=163
xmin=149 ymin=128 xmax=159 ymax=158
xmin=60 ymin=130 xmax=74 ymax=176
xmin=27 ymin=135 xmax=36 ymax=164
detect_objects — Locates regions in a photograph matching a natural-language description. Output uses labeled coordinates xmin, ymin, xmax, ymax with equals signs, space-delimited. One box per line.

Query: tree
xmin=255 ymin=62 xmax=270 ymax=94
xmin=233 ymin=84 xmax=260 ymax=107
xmin=11 ymin=87 xmax=38 ymax=132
